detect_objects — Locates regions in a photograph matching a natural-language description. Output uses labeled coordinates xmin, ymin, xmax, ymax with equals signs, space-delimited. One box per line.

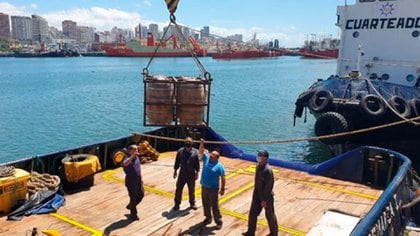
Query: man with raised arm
xmin=199 ymin=138 xmax=226 ymax=230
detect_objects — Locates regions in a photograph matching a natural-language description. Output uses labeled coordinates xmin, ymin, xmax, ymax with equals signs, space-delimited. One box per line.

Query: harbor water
xmin=0 ymin=56 xmax=337 ymax=163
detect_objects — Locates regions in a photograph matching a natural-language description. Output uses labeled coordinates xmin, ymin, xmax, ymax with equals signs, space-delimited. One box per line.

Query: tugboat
xmin=294 ymin=0 xmax=420 ymax=159
xmin=1 ymin=1 xmax=420 ymax=235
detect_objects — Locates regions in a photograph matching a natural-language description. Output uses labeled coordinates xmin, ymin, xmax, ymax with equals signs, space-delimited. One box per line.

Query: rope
xmin=27 ymin=171 xmax=61 ymax=196
xmin=364 ymin=78 xmax=420 ymax=126
xmin=133 ymin=115 xmax=420 ymax=145
xmin=0 ymin=165 xmax=15 ymax=177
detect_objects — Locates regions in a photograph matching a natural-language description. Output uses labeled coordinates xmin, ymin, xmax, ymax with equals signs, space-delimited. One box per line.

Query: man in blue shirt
xmin=121 ymin=144 xmax=144 ymax=221
xmin=199 ymin=138 xmax=226 ymax=230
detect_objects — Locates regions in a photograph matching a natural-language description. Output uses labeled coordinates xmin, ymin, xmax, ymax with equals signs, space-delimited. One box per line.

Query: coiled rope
xmin=0 ymin=165 xmax=15 ymax=177
xmin=133 ymin=115 xmax=420 ymax=145
xmin=27 ymin=171 xmax=61 ymax=196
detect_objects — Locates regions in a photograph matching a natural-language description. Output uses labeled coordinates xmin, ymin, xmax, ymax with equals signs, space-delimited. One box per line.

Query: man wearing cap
xmin=173 ymin=137 xmax=200 ymax=211
xmin=243 ymin=150 xmax=278 ymax=236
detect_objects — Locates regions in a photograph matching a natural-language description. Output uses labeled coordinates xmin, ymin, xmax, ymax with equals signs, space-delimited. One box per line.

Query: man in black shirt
xmin=243 ymin=150 xmax=278 ymax=236
xmin=173 ymin=137 xmax=200 ymax=211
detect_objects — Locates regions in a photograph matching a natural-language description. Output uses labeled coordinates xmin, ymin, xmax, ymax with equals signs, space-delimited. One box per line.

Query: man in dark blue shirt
xmin=122 ymin=144 xmax=144 ymax=221
xmin=243 ymin=150 xmax=278 ymax=236
xmin=173 ymin=137 xmax=200 ymax=211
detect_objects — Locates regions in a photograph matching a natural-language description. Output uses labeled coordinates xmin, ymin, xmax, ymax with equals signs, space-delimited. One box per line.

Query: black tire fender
xmin=314 ymin=112 xmax=349 ymax=145
xmin=359 ymin=94 xmax=386 ymax=117
xmin=408 ymin=98 xmax=420 ymax=117
xmin=309 ymin=90 xmax=333 ymax=112
xmin=389 ymin=96 xmax=411 ymax=118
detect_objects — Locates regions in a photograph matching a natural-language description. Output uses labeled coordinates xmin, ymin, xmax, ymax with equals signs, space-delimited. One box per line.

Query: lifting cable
xmin=133 ymin=115 xmax=420 ymax=145
xmin=143 ymin=1 xmax=210 ymax=79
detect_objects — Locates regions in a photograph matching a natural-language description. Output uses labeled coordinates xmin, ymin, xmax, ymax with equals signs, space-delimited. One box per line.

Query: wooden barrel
xmin=177 ymin=77 xmax=206 ymax=125
xmin=145 ymin=76 xmax=174 ymax=125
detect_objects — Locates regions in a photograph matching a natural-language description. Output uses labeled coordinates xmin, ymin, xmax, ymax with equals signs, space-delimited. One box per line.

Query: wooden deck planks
xmin=0 ymin=152 xmax=383 ymax=235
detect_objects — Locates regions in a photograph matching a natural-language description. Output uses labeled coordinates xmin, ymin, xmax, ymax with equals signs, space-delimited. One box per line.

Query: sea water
xmin=0 ymin=56 xmax=337 ymax=163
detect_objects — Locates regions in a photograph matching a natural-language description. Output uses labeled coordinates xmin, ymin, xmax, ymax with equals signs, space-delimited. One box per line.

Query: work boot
xmin=172 ymin=204 xmax=180 ymax=211
xmin=190 ymin=204 xmax=198 ymax=210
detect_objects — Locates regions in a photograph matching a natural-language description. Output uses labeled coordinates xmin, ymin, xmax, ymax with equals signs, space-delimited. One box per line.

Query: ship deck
xmin=0 ymin=151 xmax=383 ymax=235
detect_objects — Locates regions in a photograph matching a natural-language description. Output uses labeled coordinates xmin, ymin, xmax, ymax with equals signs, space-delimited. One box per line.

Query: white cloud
xmin=30 ymin=3 xmax=37 ymax=10
xmin=0 ymin=2 xmax=29 ymax=16
xmin=43 ymin=7 xmax=144 ymax=31
xmin=142 ymin=1 xmax=152 ymax=7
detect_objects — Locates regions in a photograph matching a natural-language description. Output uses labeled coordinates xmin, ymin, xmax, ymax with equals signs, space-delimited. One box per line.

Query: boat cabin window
xmin=359 ymin=0 xmax=376 ymax=2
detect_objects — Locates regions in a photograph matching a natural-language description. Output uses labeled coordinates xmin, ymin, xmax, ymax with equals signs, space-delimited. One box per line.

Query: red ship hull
xmin=212 ymin=50 xmax=284 ymax=59
xmin=104 ymin=47 xmax=207 ymax=57
xmin=299 ymin=48 xmax=339 ymax=59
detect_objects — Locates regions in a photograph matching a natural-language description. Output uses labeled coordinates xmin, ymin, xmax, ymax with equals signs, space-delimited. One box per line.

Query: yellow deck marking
xmin=50 ymin=213 xmax=103 ymax=236
xmin=102 ymin=167 xmax=248 ymax=200
xmin=244 ymin=166 xmax=378 ymax=200
xmin=220 ymin=208 xmax=306 ymax=236
xmin=101 ymin=163 xmax=377 ymax=235
xmin=219 ymin=182 xmax=254 ymax=204
xmin=285 ymin=178 xmax=379 ymax=200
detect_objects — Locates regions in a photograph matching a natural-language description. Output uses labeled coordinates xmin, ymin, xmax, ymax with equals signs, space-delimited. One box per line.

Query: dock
xmin=0 ymin=151 xmax=382 ymax=235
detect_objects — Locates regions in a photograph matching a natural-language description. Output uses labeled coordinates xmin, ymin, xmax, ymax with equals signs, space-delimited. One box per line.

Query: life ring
xmin=359 ymin=94 xmax=386 ymax=117
xmin=62 ymin=154 xmax=101 ymax=183
xmin=309 ymin=90 xmax=333 ymax=112
xmin=409 ymin=98 xmax=420 ymax=117
xmin=389 ymin=96 xmax=411 ymax=118
xmin=314 ymin=112 xmax=348 ymax=145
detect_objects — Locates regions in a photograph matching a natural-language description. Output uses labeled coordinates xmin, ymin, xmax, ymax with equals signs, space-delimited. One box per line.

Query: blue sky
xmin=0 ymin=0 xmax=355 ymax=47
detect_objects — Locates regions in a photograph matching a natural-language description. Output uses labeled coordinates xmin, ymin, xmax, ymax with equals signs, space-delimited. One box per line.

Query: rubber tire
xmin=408 ymin=98 xmax=420 ymax=117
xmin=359 ymin=94 xmax=386 ymax=117
xmin=309 ymin=90 xmax=333 ymax=112
xmin=314 ymin=112 xmax=349 ymax=145
xmin=389 ymin=96 xmax=411 ymax=118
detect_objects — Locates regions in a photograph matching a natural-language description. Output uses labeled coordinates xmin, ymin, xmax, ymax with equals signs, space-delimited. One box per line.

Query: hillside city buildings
xmin=0 ymin=12 xmax=282 ymax=53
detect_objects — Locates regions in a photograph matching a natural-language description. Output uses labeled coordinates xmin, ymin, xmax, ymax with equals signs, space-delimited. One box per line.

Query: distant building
xmin=62 ymin=20 xmax=78 ymax=40
xmin=226 ymin=34 xmax=243 ymax=42
xmin=31 ymin=14 xmax=49 ymax=42
xmin=0 ymin=13 xmax=11 ymax=40
xmin=274 ymin=39 xmax=279 ymax=48
xmin=94 ymin=33 xmax=100 ymax=42
xmin=135 ymin=24 xmax=141 ymax=39
xmin=163 ymin=25 xmax=176 ymax=39
xmin=110 ymin=27 xmax=126 ymax=42
xmin=141 ymin=26 xmax=148 ymax=39
xmin=126 ymin=29 xmax=134 ymax=40
xmin=201 ymin=26 xmax=209 ymax=39
xmin=182 ymin=26 xmax=190 ymax=39
xmin=49 ymin=26 xmax=63 ymax=40
xmin=78 ymin=26 xmax=95 ymax=43
xmin=149 ymin=24 xmax=159 ymax=39
xmin=11 ymin=16 xmax=32 ymax=41
xmin=135 ymin=24 xmax=148 ymax=40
